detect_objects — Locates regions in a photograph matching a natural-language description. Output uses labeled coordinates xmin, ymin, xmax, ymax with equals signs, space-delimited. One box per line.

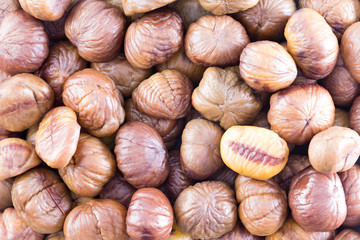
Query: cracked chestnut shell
xmin=0 ymin=208 xmax=44 ymax=240
xmin=268 ymin=84 xmax=335 ymax=145
xmin=59 ymin=133 xmax=116 ymax=197
xmin=285 ymin=8 xmax=338 ymax=80
xmin=127 ymin=188 xmax=173 ymax=240
xmin=199 ymin=0 xmax=259 ymax=15
xmin=19 ymin=0 xmax=72 ymax=21
xmin=170 ymin=0 xmax=211 ymax=29
xmin=185 ymin=15 xmax=249 ymax=67
xmin=0 ymin=178 xmax=13 ymax=210
xmin=132 ymin=69 xmax=193 ymax=120
xmin=0 ymin=73 xmax=54 ymax=132
xmin=174 ymin=181 xmax=237 ymax=239
xmin=12 ymin=168 xmax=72 ymax=234
xmin=341 ymin=22 xmax=360 ymax=84
xmin=234 ymin=0 xmax=296 ymax=42
xmin=123 ymin=0 xmax=176 ymax=16
xmin=338 ymin=164 xmax=360 ymax=227
xmin=181 ymin=119 xmax=224 ymax=180
xmin=335 ymin=229 xmax=360 ymax=240
xmin=0 ymin=0 xmax=20 ymax=23
xmin=62 ymin=68 xmax=125 ymax=137
xmin=192 ymin=67 xmax=262 ymax=129
xmin=289 ymin=167 xmax=347 ymax=232
xmin=36 ymin=41 xmax=87 ymax=105
xmin=334 ymin=108 xmax=350 ymax=128
xmin=65 ymin=0 xmax=125 ymax=62
xmin=115 ymin=122 xmax=169 ymax=188
xmin=0 ymin=10 xmax=49 ymax=75
xmin=235 ymin=175 xmax=287 ymax=236
xmin=64 ymin=199 xmax=129 ymax=240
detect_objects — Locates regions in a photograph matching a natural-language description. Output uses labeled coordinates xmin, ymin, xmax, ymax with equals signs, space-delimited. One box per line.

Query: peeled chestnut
xmin=334 ymin=108 xmax=350 ymax=128
xmin=199 ymin=0 xmax=259 ymax=15
xmin=235 ymin=175 xmax=287 ymax=236
xmin=210 ymin=222 xmax=263 ymax=240
xmin=285 ymin=8 xmax=338 ymax=80
xmin=0 ymin=178 xmax=13 ymax=210
xmin=251 ymin=111 xmax=271 ymax=129
xmin=19 ymin=0 xmax=72 ymax=21
xmin=174 ymin=181 xmax=237 ymax=239
xmin=350 ymin=96 xmax=360 ymax=134
xmin=170 ymin=0 xmax=211 ymax=29
xmin=335 ymin=229 xmax=360 ymax=240
xmin=289 ymin=167 xmax=347 ymax=232
xmin=123 ymin=0 xmax=176 ymax=16
xmin=0 ymin=0 xmax=20 ymax=23
xmin=127 ymin=188 xmax=173 ymax=240
xmin=342 ymin=22 xmax=360 ymax=84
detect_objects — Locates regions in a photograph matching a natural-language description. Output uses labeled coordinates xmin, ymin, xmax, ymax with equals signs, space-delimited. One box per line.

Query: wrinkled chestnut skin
xmin=320 ymin=52 xmax=360 ymax=107
xmin=0 ymin=0 xmax=20 ymax=23
xmin=0 ymin=73 xmax=54 ymax=132
xmin=240 ymin=41 xmax=297 ymax=92
xmin=335 ymin=108 xmax=350 ymax=128
xmin=36 ymin=41 xmax=87 ymax=105
xmin=133 ymin=69 xmax=193 ymax=120
xmin=46 ymin=232 xmax=65 ymax=240
xmin=199 ymin=0 xmax=259 ymax=15
xmin=0 ymin=208 xmax=44 ymax=240
xmin=265 ymin=216 xmax=334 ymax=240
xmin=0 ymin=10 xmax=49 ymax=75
xmin=65 ymin=0 xmax=125 ymax=62
xmin=185 ymin=15 xmax=249 ymax=67
xmin=273 ymin=154 xmax=310 ymax=192
xmin=35 ymin=107 xmax=81 ymax=169
xmin=289 ymin=167 xmax=347 ymax=232
xmin=285 ymin=9 xmax=338 ymax=80
xmin=181 ymin=119 xmax=224 ymax=180
xmin=64 ymin=199 xmax=129 ymax=240
xmin=99 ymin=171 xmax=136 ymax=208
xmin=338 ymin=164 xmax=360 ymax=227
xmin=175 ymin=181 xmax=237 ymax=239
xmin=335 ymin=229 xmax=360 ymax=240
xmin=156 ymin=47 xmax=207 ymax=85
xmin=299 ymin=0 xmax=360 ymax=39
xmin=0 ymin=178 xmax=13 ymax=210
xmin=235 ymin=175 xmax=287 ymax=236
xmin=91 ymin=54 xmax=152 ymax=98
xmin=192 ymin=67 xmax=262 ymax=129
xmin=170 ymin=0 xmax=211 ymax=29
xmin=308 ymin=126 xmax=360 ymax=173
xmin=127 ymin=188 xmax=173 ymax=240
xmin=12 ymin=168 xmax=72 ymax=234
xmin=160 ymin=150 xmax=193 ymax=204
xmin=62 ymin=68 xmax=125 ymax=137
xmin=342 ymin=22 xmax=360 ymax=84
xmin=115 ymin=122 xmax=169 ymax=188
xmin=209 ymin=166 xmax=238 ymax=189
xmin=210 ymin=222 xmax=264 ymax=240
xmin=0 ymin=138 xmax=41 ymax=181
xmin=19 ymin=0 xmax=72 ymax=21
xmin=268 ymin=84 xmax=335 ymax=145
xmin=123 ymin=0 xmax=176 ymax=16
xmin=125 ymin=8 xmax=183 ymax=69
xmin=234 ymin=0 xmax=296 ymax=42
xmin=350 ymin=96 xmax=360 ymax=134
xmin=59 ymin=133 xmax=116 ymax=197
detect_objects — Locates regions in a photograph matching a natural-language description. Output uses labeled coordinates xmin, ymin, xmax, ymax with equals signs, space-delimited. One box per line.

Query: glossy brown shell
xmin=199 ymin=0 xmax=259 ymax=15
xmin=185 ymin=15 xmax=249 ymax=67
xmin=64 ymin=199 xmax=129 ymax=240
xmin=174 ymin=181 xmax=237 ymax=239
xmin=289 ymin=167 xmax=347 ymax=232
xmin=19 ymin=0 xmax=72 ymax=21
xmin=127 ymin=188 xmax=173 ymax=240
xmin=341 ymin=22 xmax=360 ymax=84
xmin=65 ymin=0 xmax=125 ymax=62
xmin=335 ymin=229 xmax=360 ymax=240
xmin=115 ymin=122 xmax=169 ymax=188
xmin=0 ymin=10 xmax=49 ymax=75
xmin=0 ymin=178 xmax=13 ymax=210
xmin=12 ymin=168 xmax=72 ymax=234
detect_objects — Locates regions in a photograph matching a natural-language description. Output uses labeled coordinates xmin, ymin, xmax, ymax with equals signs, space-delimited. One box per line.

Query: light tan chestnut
xmin=35 ymin=107 xmax=81 ymax=169
xmin=220 ymin=126 xmax=289 ymax=180
xmin=19 ymin=0 xmax=72 ymax=21
xmin=123 ymin=0 xmax=176 ymax=16
xmin=199 ymin=0 xmax=259 ymax=15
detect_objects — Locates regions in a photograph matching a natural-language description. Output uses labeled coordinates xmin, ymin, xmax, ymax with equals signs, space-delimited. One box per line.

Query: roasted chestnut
xmin=0 ymin=0 xmax=20 ymax=23
xmin=19 ymin=0 xmax=72 ymax=21
xmin=170 ymin=0 xmax=211 ymax=29
xmin=210 ymin=222 xmax=263 ymax=240
xmin=123 ymin=0 xmax=176 ymax=16
xmin=199 ymin=0 xmax=259 ymax=15
xmin=335 ymin=229 xmax=360 ymax=240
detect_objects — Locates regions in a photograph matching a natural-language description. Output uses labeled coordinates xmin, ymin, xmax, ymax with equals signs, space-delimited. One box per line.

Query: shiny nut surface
xmin=0 ymin=178 xmax=13 ymax=210
xmin=0 ymin=0 xmax=20 ymax=22
xmin=235 ymin=175 xmax=287 ymax=236
xmin=115 ymin=122 xmax=169 ymax=188
xmin=199 ymin=0 xmax=259 ymax=15
xmin=221 ymin=126 xmax=289 ymax=180
xmin=210 ymin=222 xmax=263 ymax=240
xmin=174 ymin=181 xmax=237 ymax=239
xmin=35 ymin=107 xmax=81 ymax=169
xmin=123 ymin=0 xmax=176 ymax=16
xmin=132 ymin=69 xmax=193 ymax=120
xmin=170 ymin=0 xmax=211 ymax=29
xmin=240 ymin=41 xmax=297 ymax=92
xmin=127 ymin=188 xmax=173 ymax=240
xmin=285 ymin=8 xmax=338 ymax=80
xmin=19 ymin=0 xmax=72 ymax=21
xmin=342 ymin=22 xmax=360 ymax=84
xmin=268 ymin=84 xmax=335 ymax=145
xmin=335 ymin=229 xmax=360 ymax=240
xmin=185 ymin=15 xmax=249 ymax=67
xmin=308 ymin=126 xmax=360 ymax=173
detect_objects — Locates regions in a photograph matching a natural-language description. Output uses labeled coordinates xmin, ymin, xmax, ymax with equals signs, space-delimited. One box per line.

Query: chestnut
xmin=19 ymin=0 xmax=72 ymax=21
xmin=334 ymin=108 xmax=350 ymax=128
xmin=0 ymin=0 xmax=20 ymax=23
xmin=64 ymin=199 xmax=129 ymax=239
xmin=342 ymin=22 xmax=360 ymax=84
xmin=115 ymin=121 xmax=169 ymax=188
xmin=0 ymin=126 xmax=19 ymax=141
xmin=0 ymin=70 xmax=10 ymax=86
xmin=289 ymin=167 xmax=347 ymax=232
xmin=251 ymin=111 xmax=271 ymax=129
xmin=174 ymin=181 xmax=237 ymax=239
xmin=199 ymin=0 xmax=259 ymax=15
xmin=43 ymin=4 xmax=74 ymax=41
xmin=0 ymin=178 xmax=13 ymax=210
xmin=123 ymin=0 xmax=176 ymax=16
xmin=350 ymin=96 xmax=360 ymax=134
xmin=46 ymin=232 xmax=65 ymax=240
xmin=285 ymin=8 xmax=338 ymax=80
xmin=170 ymin=0 xmax=211 ymax=29
xmin=185 ymin=15 xmax=249 ymax=67
xmin=127 ymin=188 xmax=173 ymax=240
xmin=335 ymin=229 xmax=360 ymax=240
xmin=210 ymin=222 xmax=263 ymax=240
xmin=235 ymin=175 xmax=287 ymax=236
xmin=12 ymin=168 xmax=72 ymax=234
xmin=65 ymin=0 xmax=126 ymax=62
